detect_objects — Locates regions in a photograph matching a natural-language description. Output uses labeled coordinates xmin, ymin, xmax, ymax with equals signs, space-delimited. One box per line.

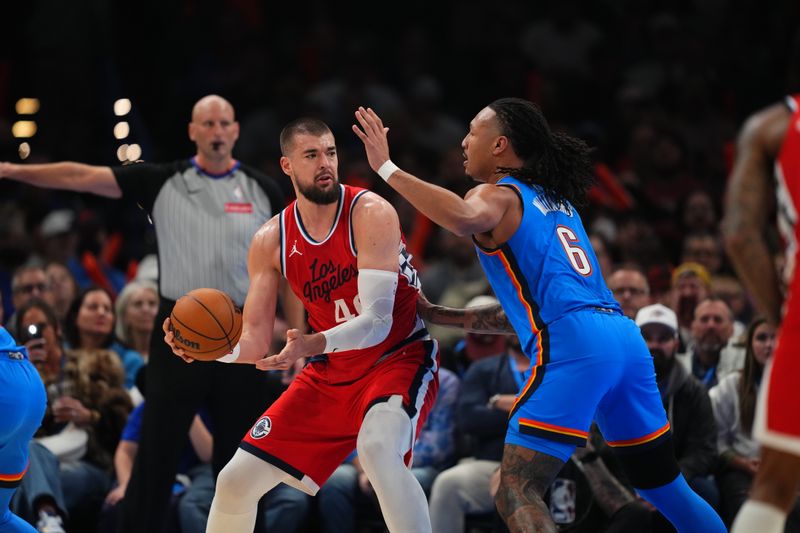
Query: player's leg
xmin=0 ymin=489 xmax=36 ymax=533
xmin=495 ymin=445 xmax=565 ymax=533
xmin=356 ymin=339 xmax=439 ymax=533
xmin=206 ymin=448 xmax=290 ymax=532
xmin=357 ymin=395 xmax=431 ymax=533
xmin=730 ymin=446 xmax=800 ymax=532
xmin=497 ymin=311 xmax=623 ymax=531
xmin=732 ymin=335 xmax=800 ymax=533
xmin=597 ymin=315 xmax=725 ymax=533
xmin=731 ymin=447 xmax=800 ymax=533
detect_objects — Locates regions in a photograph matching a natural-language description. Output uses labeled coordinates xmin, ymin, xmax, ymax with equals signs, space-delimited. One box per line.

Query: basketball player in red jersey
xmin=165 ymin=118 xmax=438 ymax=533
xmin=723 ymin=95 xmax=800 ymax=532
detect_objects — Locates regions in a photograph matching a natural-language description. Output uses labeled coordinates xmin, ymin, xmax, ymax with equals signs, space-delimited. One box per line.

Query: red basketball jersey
xmin=280 ymin=184 xmax=424 ymax=383
xmin=776 ymin=94 xmax=800 ymax=287
xmin=757 ymin=94 xmax=800 ymax=447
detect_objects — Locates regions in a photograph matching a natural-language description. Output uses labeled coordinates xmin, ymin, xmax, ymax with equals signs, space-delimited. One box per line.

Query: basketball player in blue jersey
xmin=0 ymin=326 xmax=46 ymax=532
xmin=354 ymin=99 xmax=724 ymax=532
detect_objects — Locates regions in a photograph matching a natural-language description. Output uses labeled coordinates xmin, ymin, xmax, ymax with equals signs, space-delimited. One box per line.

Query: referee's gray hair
xmin=114 ymin=279 xmax=159 ymax=344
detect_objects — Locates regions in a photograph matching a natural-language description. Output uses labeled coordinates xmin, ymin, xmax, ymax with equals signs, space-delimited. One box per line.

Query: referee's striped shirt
xmin=113 ymin=158 xmax=284 ymax=306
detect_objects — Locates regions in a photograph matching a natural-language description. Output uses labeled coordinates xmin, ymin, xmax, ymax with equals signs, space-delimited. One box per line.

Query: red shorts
xmin=240 ymin=339 xmax=439 ymax=494
xmin=755 ymin=289 xmax=800 ymax=454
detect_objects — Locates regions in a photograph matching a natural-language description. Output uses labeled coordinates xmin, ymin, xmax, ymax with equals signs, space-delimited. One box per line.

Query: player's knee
xmin=357 ymin=399 xmax=410 ymax=466
xmin=614 ymin=436 xmax=681 ymax=490
xmin=213 ymin=451 xmax=283 ymax=509
xmin=357 ymin=422 xmax=396 ymax=466
xmin=215 ymin=460 xmax=252 ymax=501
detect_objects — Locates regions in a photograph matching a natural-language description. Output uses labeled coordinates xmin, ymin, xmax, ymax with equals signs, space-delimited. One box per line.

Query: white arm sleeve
xmin=323 ymin=269 xmax=398 ymax=353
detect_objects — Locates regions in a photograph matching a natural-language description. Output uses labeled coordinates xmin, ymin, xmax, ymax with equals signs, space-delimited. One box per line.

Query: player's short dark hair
xmin=279 ymin=118 xmax=332 ymax=155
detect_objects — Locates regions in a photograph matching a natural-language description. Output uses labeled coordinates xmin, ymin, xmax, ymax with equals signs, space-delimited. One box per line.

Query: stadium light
xmin=12 ymin=121 xmax=37 ymax=138
xmin=114 ymin=121 xmax=130 ymax=139
xmin=15 ymin=98 xmax=40 ymax=115
xmin=114 ymin=99 xmax=131 ymax=116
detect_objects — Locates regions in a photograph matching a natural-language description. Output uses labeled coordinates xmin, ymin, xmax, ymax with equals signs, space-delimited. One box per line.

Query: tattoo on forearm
xmin=422 ymin=303 xmax=514 ymax=334
xmin=468 ymin=305 xmax=514 ymax=333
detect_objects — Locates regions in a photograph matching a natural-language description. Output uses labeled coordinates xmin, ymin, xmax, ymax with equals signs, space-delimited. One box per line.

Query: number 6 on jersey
xmin=556 ymin=225 xmax=592 ymax=276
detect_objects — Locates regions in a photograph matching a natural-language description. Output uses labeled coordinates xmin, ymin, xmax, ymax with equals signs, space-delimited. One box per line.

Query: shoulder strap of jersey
xmin=346 ymin=187 xmax=370 ymax=256
xmin=279 ymin=202 xmax=297 ymax=276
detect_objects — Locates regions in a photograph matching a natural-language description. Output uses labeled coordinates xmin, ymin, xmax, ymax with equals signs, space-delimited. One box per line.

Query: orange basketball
xmin=169 ymin=288 xmax=243 ymax=361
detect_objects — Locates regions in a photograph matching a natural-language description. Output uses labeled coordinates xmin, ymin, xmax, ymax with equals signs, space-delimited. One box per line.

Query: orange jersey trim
xmin=480 ymin=248 xmax=544 ymax=414
xmin=0 ymin=467 xmax=27 ymax=483
xmin=519 ymin=418 xmax=589 ymax=440
xmin=607 ymin=422 xmax=671 ymax=447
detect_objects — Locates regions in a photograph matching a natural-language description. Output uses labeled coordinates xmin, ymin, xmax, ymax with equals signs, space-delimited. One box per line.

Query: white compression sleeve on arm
xmin=323 ymin=269 xmax=398 ymax=353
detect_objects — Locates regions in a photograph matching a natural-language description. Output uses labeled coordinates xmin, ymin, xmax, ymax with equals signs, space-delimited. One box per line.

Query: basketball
xmin=169 ymin=288 xmax=243 ymax=361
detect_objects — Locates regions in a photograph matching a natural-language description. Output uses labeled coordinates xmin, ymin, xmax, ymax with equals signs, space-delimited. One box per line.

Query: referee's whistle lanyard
xmin=509 ymin=356 xmax=531 ymax=392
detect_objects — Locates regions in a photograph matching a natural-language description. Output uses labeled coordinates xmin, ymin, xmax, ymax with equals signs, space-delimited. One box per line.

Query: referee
xmin=0 ymin=95 xmax=301 ymax=532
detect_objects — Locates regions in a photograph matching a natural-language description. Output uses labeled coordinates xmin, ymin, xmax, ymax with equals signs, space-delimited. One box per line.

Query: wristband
xmin=217 ymin=343 xmax=240 ymax=363
xmin=377 ymin=160 xmax=399 ymax=182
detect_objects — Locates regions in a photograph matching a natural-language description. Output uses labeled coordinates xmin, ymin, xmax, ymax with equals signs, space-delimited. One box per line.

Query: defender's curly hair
xmin=489 ymin=98 xmax=595 ymax=208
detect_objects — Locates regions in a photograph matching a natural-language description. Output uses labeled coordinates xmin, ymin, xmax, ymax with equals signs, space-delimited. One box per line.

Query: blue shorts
xmin=0 ymin=350 xmax=47 ymax=488
xmin=506 ymin=308 xmax=669 ymax=461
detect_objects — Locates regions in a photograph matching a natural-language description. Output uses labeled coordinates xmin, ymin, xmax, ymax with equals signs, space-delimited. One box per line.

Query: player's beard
xmin=298 ymin=177 xmax=339 ymax=205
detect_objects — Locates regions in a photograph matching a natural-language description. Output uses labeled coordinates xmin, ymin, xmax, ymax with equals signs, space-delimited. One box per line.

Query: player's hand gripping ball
xmin=169 ymin=288 xmax=242 ymax=361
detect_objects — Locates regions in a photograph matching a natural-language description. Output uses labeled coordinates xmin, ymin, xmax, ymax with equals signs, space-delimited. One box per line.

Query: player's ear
xmin=279 ymin=156 xmax=292 ymax=177
xmin=493 ymin=136 xmax=508 ymax=154
xmin=188 ymin=122 xmax=196 ymax=142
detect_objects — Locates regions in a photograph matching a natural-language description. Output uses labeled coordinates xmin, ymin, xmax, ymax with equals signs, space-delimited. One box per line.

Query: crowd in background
xmin=2 ymin=1 xmax=800 ymax=531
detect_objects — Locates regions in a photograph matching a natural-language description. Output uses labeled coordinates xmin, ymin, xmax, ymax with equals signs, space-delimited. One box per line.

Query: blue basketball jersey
xmin=475 ymin=176 xmax=619 ymax=355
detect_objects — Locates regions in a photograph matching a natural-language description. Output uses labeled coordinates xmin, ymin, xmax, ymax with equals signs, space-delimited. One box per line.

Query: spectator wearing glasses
xmin=607 ymin=267 xmax=651 ymax=320
xmin=6 ymin=266 xmax=51 ymax=332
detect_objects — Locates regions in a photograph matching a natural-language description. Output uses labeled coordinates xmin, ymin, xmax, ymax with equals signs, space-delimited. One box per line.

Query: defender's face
xmin=461 ymin=107 xmax=502 ymax=183
xmin=281 ymin=132 xmax=340 ymax=204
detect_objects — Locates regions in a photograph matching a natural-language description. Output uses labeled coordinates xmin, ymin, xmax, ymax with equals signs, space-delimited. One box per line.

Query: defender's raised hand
xmin=352 ymin=107 xmax=393 ymax=176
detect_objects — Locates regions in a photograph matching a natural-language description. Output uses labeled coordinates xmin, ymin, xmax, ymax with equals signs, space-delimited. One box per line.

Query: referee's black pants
xmin=118 ymin=297 xmax=283 ymax=533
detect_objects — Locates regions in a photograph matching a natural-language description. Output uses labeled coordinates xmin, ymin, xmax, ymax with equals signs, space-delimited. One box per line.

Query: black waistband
xmin=306 ymin=327 xmax=430 ymax=366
